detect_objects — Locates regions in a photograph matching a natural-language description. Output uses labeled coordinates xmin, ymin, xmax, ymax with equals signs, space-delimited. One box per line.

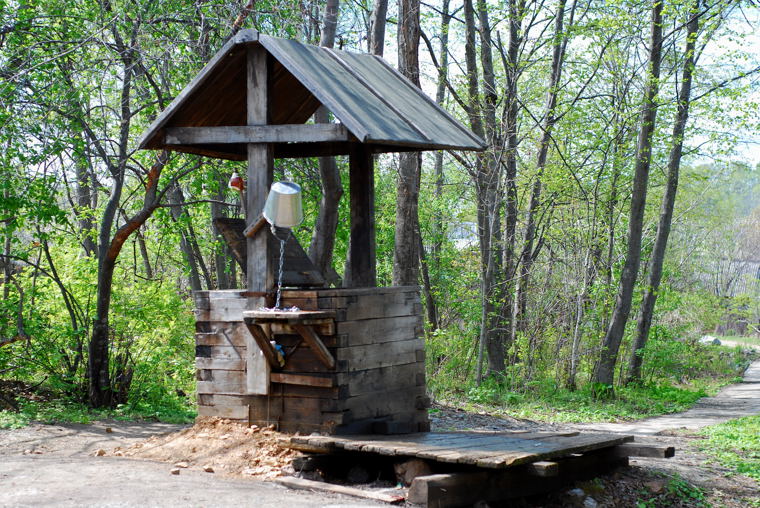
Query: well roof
xmin=138 ymin=30 xmax=485 ymax=160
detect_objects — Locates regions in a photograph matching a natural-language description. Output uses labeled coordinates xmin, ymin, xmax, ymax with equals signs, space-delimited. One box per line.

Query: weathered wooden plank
xmin=194 ymin=305 xmax=247 ymax=322
xmin=270 ymin=372 xmax=335 ymax=387
xmin=196 ymin=369 xmax=246 ymax=394
xmin=332 ymin=300 xmax=421 ymax=321
xmin=271 ymin=383 xmax=340 ymax=399
xmin=473 ymin=433 xmax=634 ymax=468
xmin=335 ymin=315 xmax=422 ymax=345
xmin=314 ymin=286 xmax=418 ymax=298
xmin=201 ymin=394 xmax=257 ymax=407
xmin=342 ymin=386 xmax=426 ymax=420
xmin=280 ymin=289 xmax=320 ymax=299
xmin=337 ymin=338 xmax=423 ymax=372
xmin=344 ymin=144 xmax=375 ymax=288
xmin=523 ymin=460 xmax=559 ymax=477
xmin=337 ymin=363 xmax=424 ymax=396
xmin=195 ymin=358 xmax=245 ymax=371
xmin=245 ymin=323 xmax=270 ymax=395
xmin=336 ymin=337 xmax=422 ymax=362
xmin=166 ymin=124 xmax=350 ymax=145
xmin=248 ymin=395 xmax=283 ymax=426
xmin=197 ymin=404 xmax=249 ymax=420
xmin=203 ymin=324 xmax=249 ymax=347
xmin=195 ymin=344 xmax=244 ymax=360
xmin=611 ymin=443 xmax=675 ymax=458
xmin=244 ymin=310 xmax=336 ymax=321
xmin=275 ymin=477 xmax=404 ymax=504
xmin=293 ymin=323 xmax=336 ymax=369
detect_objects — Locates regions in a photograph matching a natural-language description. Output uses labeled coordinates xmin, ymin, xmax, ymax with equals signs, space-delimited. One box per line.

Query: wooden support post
xmin=293 ymin=323 xmax=336 ymax=369
xmin=246 ymin=45 xmax=274 ymax=295
xmin=244 ymin=322 xmax=280 ymax=369
xmin=244 ymin=325 xmax=270 ymax=395
xmin=345 ymin=144 xmax=376 ymax=287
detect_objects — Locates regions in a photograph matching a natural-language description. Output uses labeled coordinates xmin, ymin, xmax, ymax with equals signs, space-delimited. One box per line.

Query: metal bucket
xmin=262 ymin=181 xmax=303 ymax=229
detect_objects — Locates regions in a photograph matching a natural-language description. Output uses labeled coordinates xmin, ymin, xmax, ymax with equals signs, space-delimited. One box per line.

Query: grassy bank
xmin=698 ymin=415 xmax=760 ymax=484
xmin=429 ymin=339 xmax=756 ymax=423
xmin=0 ymin=385 xmax=195 ymax=429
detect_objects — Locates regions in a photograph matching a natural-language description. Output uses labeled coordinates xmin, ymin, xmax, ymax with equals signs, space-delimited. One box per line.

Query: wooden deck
xmin=283 ymin=430 xmax=634 ymax=469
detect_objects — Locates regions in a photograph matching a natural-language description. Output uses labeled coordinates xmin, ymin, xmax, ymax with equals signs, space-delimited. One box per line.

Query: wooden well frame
xmin=194 ymin=288 xmax=429 ymax=433
xmin=137 ymin=30 xmax=484 ymax=434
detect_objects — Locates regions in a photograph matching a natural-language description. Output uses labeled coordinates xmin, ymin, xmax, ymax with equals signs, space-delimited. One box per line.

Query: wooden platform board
xmin=283 ymin=431 xmax=634 ymax=469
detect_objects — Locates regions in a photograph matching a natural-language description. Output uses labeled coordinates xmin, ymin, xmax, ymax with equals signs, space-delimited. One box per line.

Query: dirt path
xmin=573 ymin=359 xmax=760 ymax=435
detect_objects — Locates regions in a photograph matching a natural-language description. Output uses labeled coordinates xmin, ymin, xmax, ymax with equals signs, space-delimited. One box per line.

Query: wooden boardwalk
xmin=284 ymin=430 xmax=633 ymax=469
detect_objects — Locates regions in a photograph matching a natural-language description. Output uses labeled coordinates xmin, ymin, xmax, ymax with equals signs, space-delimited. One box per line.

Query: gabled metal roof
xmin=138 ymin=30 xmax=485 ymax=160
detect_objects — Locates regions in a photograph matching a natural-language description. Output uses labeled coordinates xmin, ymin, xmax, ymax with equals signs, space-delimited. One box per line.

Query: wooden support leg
xmin=293 ymin=323 xmax=336 ymax=369
xmin=244 ymin=322 xmax=280 ymax=368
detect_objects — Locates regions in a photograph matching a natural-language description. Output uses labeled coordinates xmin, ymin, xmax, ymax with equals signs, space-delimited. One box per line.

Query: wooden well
xmin=194 ymin=288 xmax=429 ymax=433
xmin=136 ymin=30 xmax=484 ymax=434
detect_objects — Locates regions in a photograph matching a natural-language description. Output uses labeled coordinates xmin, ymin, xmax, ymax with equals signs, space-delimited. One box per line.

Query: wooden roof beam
xmin=165 ymin=124 xmax=350 ymax=145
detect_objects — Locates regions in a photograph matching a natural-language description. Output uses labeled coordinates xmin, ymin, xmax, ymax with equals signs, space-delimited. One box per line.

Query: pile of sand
xmin=111 ymin=417 xmax=299 ymax=479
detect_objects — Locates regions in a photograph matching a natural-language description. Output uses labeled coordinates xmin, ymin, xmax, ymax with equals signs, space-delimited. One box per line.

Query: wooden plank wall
xmin=193 ymin=287 xmax=430 ymax=433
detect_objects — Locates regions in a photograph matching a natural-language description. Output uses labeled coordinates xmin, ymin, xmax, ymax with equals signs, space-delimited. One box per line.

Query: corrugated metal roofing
xmin=138 ymin=30 xmax=485 ymax=159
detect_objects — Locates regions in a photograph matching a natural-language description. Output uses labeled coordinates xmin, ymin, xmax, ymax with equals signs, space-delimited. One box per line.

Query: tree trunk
xmin=627 ymin=2 xmax=698 ymax=384
xmin=425 ymin=0 xmax=451 ymax=331
xmin=393 ymin=0 xmax=422 ymax=287
xmin=593 ymin=0 xmax=664 ymax=396
xmin=462 ymin=0 xmax=489 ymax=385
xmin=368 ymin=0 xmax=388 ymax=56
xmin=75 ymin=155 xmax=96 ymax=257
xmin=496 ymin=0 xmax=523 ymax=370
xmin=309 ymin=0 xmax=343 ymax=285
xmin=418 ymin=228 xmax=438 ymax=329
xmin=211 ymin=172 xmax=236 ymax=289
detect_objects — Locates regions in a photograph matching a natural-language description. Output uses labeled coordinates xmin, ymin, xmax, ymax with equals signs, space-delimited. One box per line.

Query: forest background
xmin=0 ymin=0 xmax=759 ymax=424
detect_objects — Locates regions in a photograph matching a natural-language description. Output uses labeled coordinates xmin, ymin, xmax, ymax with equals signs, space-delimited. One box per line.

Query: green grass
xmin=0 ymin=397 xmax=196 ymax=429
xmin=436 ymin=377 xmax=725 ymax=423
xmin=697 ymin=415 xmax=760 ymax=483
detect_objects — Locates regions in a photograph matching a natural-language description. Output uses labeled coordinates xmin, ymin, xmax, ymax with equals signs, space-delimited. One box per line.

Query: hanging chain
xmin=274 ymin=229 xmax=289 ymax=309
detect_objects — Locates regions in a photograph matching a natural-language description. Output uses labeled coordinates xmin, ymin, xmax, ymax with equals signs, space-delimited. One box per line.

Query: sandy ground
xmin=0 ymin=420 xmax=385 ymax=508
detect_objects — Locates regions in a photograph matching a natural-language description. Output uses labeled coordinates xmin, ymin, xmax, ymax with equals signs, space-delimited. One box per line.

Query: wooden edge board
xmin=244 ymin=310 xmax=337 ymax=321
xmin=474 ymin=434 xmax=634 ymax=468
xmin=612 ymin=443 xmax=676 ymax=458
xmin=275 ymin=477 xmax=404 ymax=504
